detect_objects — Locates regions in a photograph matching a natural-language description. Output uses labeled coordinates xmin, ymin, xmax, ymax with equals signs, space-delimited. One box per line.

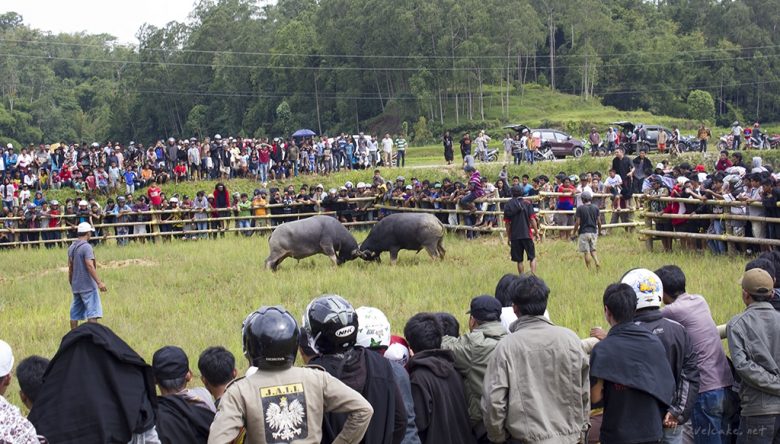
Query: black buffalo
xmin=359 ymin=213 xmax=446 ymax=264
xmin=265 ymin=216 xmax=359 ymax=271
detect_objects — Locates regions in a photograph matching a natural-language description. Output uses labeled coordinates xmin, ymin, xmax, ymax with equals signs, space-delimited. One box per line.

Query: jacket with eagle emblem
xmin=208 ymin=366 xmax=373 ymax=444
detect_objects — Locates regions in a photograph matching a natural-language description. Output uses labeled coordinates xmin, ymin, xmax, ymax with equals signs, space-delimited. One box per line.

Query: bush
xmin=687 ymin=90 xmax=715 ymax=123
xmin=412 ymin=116 xmax=433 ymax=145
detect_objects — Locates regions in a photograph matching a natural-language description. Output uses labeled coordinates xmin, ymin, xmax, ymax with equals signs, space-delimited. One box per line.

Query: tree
xmin=412 ymin=116 xmax=432 ymax=145
xmin=274 ymin=101 xmax=294 ymax=137
xmin=687 ymin=90 xmax=715 ymax=123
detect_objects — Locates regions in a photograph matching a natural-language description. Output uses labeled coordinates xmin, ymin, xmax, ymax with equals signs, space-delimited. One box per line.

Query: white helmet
xmin=355 ymin=307 xmax=391 ymax=349
xmin=621 ymin=268 xmax=663 ymax=310
xmin=345 ymin=181 xmax=354 ymax=189
xmin=356 ymin=182 xmax=366 ymax=189
xmin=214 ymin=134 xmax=222 ymax=140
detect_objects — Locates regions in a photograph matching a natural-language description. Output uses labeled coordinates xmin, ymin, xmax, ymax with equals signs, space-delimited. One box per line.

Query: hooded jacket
xmin=406 ymin=349 xmax=475 ymax=444
xmin=156 ymin=393 xmax=214 ymax=444
xmin=313 ymin=348 xmax=406 ymax=444
xmin=442 ymin=321 xmax=507 ymax=426
xmin=633 ymin=309 xmax=700 ymax=423
xmin=28 ymin=323 xmax=157 ymax=444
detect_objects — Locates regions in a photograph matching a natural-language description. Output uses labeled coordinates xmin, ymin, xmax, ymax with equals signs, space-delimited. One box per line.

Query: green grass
xmin=0 ymin=232 xmax=748 ymax=409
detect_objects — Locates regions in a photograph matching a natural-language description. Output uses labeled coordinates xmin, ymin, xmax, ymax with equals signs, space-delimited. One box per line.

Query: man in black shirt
xmin=611 ymin=148 xmax=635 ymax=228
xmin=573 ymin=191 xmax=601 ymax=269
xmin=503 ymin=185 xmax=538 ymax=274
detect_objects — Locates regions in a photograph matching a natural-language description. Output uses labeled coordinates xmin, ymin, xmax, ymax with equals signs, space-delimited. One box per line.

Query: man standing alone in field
xmin=573 ymin=190 xmax=601 ymax=269
xmin=68 ymin=222 xmax=107 ymax=330
xmin=503 ymin=185 xmax=538 ymax=274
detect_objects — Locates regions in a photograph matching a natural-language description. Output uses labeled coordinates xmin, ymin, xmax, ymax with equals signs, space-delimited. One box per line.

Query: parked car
xmin=504 ymin=124 xmax=585 ymax=159
xmin=612 ymin=121 xmax=694 ymax=154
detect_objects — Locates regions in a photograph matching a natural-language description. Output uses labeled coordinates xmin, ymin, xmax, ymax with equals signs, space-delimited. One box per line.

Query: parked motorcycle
xmin=475 ymin=147 xmax=499 ymax=162
xmin=717 ymin=134 xmax=734 ymax=151
xmin=583 ymin=139 xmax=607 ymax=156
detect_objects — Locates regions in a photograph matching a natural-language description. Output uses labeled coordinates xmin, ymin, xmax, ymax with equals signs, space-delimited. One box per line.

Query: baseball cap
xmin=355 ymin=307 xmax=391 ymax=349
xmin=694 ymin=164 xmax=706 ymax=173
xmin=385 ymin=335 xmax=410 ymax=367
xmin=169 ymin=197 xmax=179 ymax=203
xmin=152 ymin=346 xmax=189 ymax=380
xmin=78 ymin=200 xmax=88 ymax=206
xmin=467 ymin=295 xmax=502 ymax=322
xmin=656 ymin=162 xmax=665 ymax=170
xmin=0 ymin=340 xmax=13 ymax=376
xmin=677 ymin=176 xmax=689 ymax=185
xmin=741 ymin=268 xmax=774 ymax=297
xmin=76 ymin=222 xmax=94 ymax=234
xmin=50 ymin=200 xmax=59 ymax=205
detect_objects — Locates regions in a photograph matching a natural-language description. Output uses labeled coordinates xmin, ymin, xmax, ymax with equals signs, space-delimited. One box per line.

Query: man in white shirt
xmin=732 ymin=122 xmax=743 ymax=151
xmin=381 ymin=134 xmax=393 ymax=168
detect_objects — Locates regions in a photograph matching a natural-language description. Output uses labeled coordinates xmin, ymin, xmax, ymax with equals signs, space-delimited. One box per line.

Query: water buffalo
xmin=359 ymin=213 xmax=445 ymax=264
xmin=265 ymin=216 xmax=360 ymax=271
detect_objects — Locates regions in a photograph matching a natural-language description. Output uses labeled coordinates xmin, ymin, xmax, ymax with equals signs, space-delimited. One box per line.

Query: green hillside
xmin=384 ymin=84 xmax=705 ymax=143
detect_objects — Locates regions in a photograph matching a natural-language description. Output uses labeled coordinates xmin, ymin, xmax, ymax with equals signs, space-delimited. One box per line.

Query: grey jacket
xmin=482 ymin=316 xmax=589 ymax=444
xmin=727 ymin=301 xmax=780 ymax=416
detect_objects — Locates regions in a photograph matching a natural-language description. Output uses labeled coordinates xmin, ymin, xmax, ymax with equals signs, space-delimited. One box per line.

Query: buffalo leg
xmin=389 ymin=248 xmax=400 ymax=265
xmin=437 ymin=238 xmax=446 ymax=259
xmin=321 ymin=244 xmax=338 ymax=266
xmin=424 ymin=243 xmax=440 ymax=260
xmin=265 ymin=252 xmax=289 ymax=271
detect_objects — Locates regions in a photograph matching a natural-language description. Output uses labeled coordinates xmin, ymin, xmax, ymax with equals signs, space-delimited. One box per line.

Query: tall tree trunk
xmin=455 ymin=92 xmax=460 ymax=125
xmin=438 ymin=86 xmax=444 ymax=125
xmin=548 ymin=12 xmax=555 ymax=90
xmin=315 ymin=74 xmax=322 ymax=135
xmin=374 ymin=73 xmax=384 ymax=113
xmin=478 ymin=68 xmax=485 ymax=121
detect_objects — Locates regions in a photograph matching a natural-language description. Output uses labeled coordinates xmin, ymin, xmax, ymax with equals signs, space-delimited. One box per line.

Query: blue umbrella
xmin=292 ymin=129 xmax=317 ymax=137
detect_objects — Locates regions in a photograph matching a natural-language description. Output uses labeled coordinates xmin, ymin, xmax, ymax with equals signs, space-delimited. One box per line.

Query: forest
xmin=0 ymin=0 xmax=778 ymax=145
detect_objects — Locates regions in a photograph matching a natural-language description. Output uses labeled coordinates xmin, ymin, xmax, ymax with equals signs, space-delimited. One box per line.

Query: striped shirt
xmin=395 ymin=138 xmax=407 ymax=151
xmin=470 ymin=171 xmax=484 ymax=197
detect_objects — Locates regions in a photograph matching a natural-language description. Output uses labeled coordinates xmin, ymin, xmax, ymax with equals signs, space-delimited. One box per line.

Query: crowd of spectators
xmin=3 ymin=257 xmax=780 ymax=443
xmin=0 ymin=123 xmax=779 ymax=253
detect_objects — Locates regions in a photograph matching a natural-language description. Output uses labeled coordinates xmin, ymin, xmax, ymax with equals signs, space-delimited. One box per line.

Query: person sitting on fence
xmin=603 ymin=169 xmax=622 ymax=207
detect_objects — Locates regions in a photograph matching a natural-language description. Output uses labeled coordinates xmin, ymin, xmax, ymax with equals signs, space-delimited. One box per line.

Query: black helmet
xmin=302 ymin=295 xmax=358 ymax=354
xmin=242 ymin=306 xmax=299 ymax=370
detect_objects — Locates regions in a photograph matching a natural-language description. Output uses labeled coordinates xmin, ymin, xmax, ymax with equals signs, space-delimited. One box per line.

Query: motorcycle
xmin=748 ymin=133 xmax=770 ymax=150
xmin=584 ymin=139 xmax=607 ymax=156
xmin=717 ymin=134 xmax=734 ymax=151
xmin=533 ymin=145 xmax=556 ymax=162
xmin=475 ymin=146 xmax=499 ymax=162
xmin=769 ymin=135 xmax=780 ymax=149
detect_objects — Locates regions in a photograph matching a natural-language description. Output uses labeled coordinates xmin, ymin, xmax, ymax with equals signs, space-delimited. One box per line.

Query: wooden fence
xmin=641 ymin=194 xmax=780 ymax=253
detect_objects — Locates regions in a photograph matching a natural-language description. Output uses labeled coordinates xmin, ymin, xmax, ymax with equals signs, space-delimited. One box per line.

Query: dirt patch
xmin=99 ymin=258 xmax=157 ymax=269
xmin=3 ymin=258 xmax=157 ymax=282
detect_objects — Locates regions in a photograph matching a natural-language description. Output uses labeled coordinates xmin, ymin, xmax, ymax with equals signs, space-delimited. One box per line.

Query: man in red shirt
xmin=147 ymin=184 xmax=163 ymax=209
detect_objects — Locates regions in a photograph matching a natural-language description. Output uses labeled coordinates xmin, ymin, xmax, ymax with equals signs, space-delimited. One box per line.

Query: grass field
xmin=0 ymin=231 xmax=749 ymax=408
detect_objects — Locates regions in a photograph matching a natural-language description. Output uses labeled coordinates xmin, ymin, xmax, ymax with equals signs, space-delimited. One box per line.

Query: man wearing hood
xmin=404 ymin=313 xmax=475 ymax=444
xmin=622 ymin=268 xmax=700 ymax=443
xmin=590 ymin=283 xmax=676 ymax=444
xmin=28 ymin=324 xmax=158 ymax=443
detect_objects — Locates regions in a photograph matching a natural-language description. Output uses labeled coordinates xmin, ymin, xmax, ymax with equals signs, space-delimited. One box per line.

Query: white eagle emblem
xmin=265 ymin=396 xmax=305 ymax=440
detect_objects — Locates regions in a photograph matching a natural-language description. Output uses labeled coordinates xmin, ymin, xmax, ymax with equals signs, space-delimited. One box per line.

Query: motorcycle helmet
xmin=242 ymin=306 xmax=299 ymax=370
xmin=214 ymin=134 xmax=222 ymax=140
xmin=167 ymin=137 xmax=176 ymax=143
xmin=302 ymin=295 xmax=358 ymax=354
xmin=621 ymin=268 xmax=663 ymax=310
xmin=355 ymin=306 xmax=391 ymax=349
